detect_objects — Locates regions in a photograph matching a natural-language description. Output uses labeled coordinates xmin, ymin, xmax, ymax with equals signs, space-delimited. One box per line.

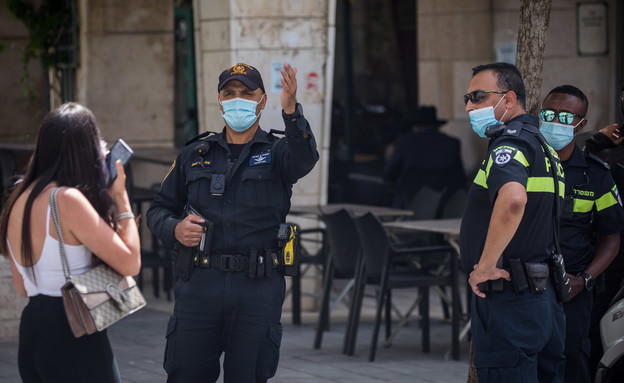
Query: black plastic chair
xmin=440 ymin=188 xmax=467 ymax=219
xmin=289 ymin=225 xmax=327 ymax=325
xmin=348 ymin=212 xmax=461 ymax=361
xmin=0 ymin=149 xmax=17 ymax=208
xmin=313 ymin=208 xmax=363 ymax=350
xmin=126 ymin=165 xmax=171 ymax=301
xmin=393 ymin=166 xmax=463 ymax=209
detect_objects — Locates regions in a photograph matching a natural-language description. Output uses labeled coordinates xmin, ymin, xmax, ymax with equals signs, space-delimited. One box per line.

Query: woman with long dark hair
xmin=0 ymin=102 xmax=141 ymax=382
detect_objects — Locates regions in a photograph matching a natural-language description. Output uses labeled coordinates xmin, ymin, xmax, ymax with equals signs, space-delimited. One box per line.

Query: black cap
xmin=218 ymin=63 xmax=265 ymax=93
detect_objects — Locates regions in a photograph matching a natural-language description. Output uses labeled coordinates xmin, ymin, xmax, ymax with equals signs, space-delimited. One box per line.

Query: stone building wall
xmin=79 ymin=0 xmax=174 ymax=147
xmin=0 ymin=0 xmax=46 ymax=143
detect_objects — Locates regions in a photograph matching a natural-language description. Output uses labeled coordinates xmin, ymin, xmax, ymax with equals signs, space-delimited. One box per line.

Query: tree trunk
xmin=515 ymin=0 xmax=553 ymax=115
xmin=467 ymin=3 xmax=553 ymax=382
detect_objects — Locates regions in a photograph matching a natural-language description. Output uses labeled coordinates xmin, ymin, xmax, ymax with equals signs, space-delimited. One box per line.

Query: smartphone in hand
xmin=106 ymin=139 xmax=134 ymax=187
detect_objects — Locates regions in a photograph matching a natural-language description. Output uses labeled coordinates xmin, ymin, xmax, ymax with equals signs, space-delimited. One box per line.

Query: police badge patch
xmin=250 ymin=151 xmax=271 ymax=166
xmin=492 ymin=146 xmax=516 ymax=167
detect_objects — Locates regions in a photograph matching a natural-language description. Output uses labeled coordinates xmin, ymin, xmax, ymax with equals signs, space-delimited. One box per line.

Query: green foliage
xmin=5 ymin=0 xmax=70 ymax=101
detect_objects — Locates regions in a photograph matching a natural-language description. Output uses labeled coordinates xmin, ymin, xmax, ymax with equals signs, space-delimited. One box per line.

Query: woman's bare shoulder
xmin=55 ymin=187 xmax=99 ymax=221
xmin=55 ymin=187 xmax=89 ymax=206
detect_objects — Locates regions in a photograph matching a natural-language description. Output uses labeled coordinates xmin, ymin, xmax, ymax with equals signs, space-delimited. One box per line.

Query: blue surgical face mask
xmin=469 ymin=95 xmax=507 ymax=138
xmin=540 ymin=119 xmax=583 ymax=150
xmin=220 ymin=97 xmax=263 ymax=132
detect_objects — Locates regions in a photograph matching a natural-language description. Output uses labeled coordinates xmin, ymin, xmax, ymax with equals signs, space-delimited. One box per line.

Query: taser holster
xmin=277 ymin=223 xmax=300 ymax=276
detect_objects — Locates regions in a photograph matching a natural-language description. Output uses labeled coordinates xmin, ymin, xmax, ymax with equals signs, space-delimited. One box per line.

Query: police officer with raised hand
xmin=460 ymin=62 xmax=566 ymax=382
xmin=147 ymin=62 xmax=318 ymax=383
xmin=540 ymin=85 xmax=624 ymax=383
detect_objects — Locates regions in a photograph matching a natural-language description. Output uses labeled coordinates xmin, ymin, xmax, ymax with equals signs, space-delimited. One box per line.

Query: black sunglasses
xmin=463 ymin=90 xmax=508 ymax=105
xmin=540 ymin=109 xmax=584 ymax=125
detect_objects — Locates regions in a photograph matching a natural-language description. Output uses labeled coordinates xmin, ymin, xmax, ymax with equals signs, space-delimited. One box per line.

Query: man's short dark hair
xmin=472 ymin=62 xmax=526 ymax=108
xmin=546 ymin=85 xmax=589 ymax=114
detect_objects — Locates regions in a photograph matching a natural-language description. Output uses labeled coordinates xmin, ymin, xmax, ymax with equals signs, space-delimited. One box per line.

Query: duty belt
xmin=478 ymin=260 xmax=550 ymax=294
xmin=195 ymin=250 xmax=280 ymax=274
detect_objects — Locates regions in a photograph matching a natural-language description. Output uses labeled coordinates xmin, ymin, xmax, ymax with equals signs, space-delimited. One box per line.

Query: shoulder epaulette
xmin=585 ymin=151 xmax=610 ymax=169
xmin=185 ymin=131 xmax=218 ymax=146
xmin=502 ymin=120 xmax=523 ymax=137
xmin=268 ymin=129 xmax=285 ymax=136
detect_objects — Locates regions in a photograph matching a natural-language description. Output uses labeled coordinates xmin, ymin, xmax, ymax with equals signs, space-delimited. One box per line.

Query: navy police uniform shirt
xmin=146 ymin=115 xmax=319 ymax=255
xmin=559 ymin=144 xmax=624 ymax=274
xmin=459 ymin=114 xmax=565 ymax=273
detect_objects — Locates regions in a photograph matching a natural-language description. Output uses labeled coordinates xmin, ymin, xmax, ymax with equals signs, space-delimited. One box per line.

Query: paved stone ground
xmin=0 ymin=281 xmax=471 ymax=382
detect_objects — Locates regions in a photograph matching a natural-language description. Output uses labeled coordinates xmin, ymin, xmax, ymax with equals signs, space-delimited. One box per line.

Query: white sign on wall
xmin=577 ymin=2 xmax=608 ymax=56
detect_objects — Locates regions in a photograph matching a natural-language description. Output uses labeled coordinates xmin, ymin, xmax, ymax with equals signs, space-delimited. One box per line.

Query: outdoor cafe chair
xmin=0 ymin=150 xmax=17 ymax=208
xmin=347 ymin=212 xmax=461 ymax=361
xmin=313 ymin=208 xmax=362 ymax=350
xmin=289 ymin=225 xmax=327 ymax=325
xmin=125 ymin=165 xmax=172 ymax=301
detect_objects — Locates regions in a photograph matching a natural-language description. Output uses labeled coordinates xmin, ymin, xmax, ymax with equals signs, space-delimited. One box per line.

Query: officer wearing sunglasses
xmin=540 ymin=85 xmax=624 ymax=383
xmin=460 ymin=62 xmax=566 ymax=382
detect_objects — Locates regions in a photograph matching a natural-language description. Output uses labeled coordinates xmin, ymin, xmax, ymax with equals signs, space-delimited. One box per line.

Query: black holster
xmin=172 ymin=243 xmax=195 ymax=281
xmin=548 ymin=252 xmax=571 ymax=302
xmin=524 ymin=262 xmax=549 ymax=294
xmin=247 ymin=249 xmax=278 ymax=279
xmin=509 ymin=258 xmax=529 ymax=292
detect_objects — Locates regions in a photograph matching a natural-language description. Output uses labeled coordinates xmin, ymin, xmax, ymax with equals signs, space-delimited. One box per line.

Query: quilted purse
xmin=50 ymin=187 xmax=146 ymax=338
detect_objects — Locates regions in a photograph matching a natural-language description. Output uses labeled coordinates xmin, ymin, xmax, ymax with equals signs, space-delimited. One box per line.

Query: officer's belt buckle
xmin=221 ymin=255 xmax=240 ymax=271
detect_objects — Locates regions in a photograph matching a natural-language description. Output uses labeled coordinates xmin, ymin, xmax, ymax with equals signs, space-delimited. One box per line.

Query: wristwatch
xmin=282 ymin=103 xmax=303 ymax=120
xmin=578 ymin=272 xmax=594 ymax=291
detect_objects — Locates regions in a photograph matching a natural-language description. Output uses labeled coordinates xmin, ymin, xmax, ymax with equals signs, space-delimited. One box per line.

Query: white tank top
xmin=7 ymin=204 xmax=93 ymax=297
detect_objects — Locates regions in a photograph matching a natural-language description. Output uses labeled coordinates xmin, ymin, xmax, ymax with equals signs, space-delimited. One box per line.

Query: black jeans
xmin=18 ymin=295 xmax=120 ymax=383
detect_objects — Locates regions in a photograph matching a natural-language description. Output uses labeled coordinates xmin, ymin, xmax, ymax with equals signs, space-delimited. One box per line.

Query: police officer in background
xmin=147 ymin=62 xmax=318 ymax=382
xmin=460 ymin=63 xmax=566 ymax=382
xmin=541 ymin=85 xmax=624 ymax=383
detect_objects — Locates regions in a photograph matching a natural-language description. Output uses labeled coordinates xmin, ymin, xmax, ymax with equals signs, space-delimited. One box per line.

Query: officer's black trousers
xmin=164 ymin=268 xmax=285 ymax=383
xmin=563 ymin=289 xmax=592 ymax=383
xmin=18 ymin=295 xmax=121 ymax=383
xmin=471 ymin=285 xmax=565 ymax=383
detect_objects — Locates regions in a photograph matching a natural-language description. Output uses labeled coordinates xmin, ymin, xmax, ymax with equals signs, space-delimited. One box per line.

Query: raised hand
xmin=280 ymin=62 xmax=298 ymax=114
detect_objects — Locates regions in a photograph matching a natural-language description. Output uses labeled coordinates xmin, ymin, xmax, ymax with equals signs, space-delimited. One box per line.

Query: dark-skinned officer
xmin=459 ymin=62 xmax=566 ymax=383
xmin=540 ymin=85 xmax=624 ymax=383
xmin=146 ymin=62 xmax=319 ymax=383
